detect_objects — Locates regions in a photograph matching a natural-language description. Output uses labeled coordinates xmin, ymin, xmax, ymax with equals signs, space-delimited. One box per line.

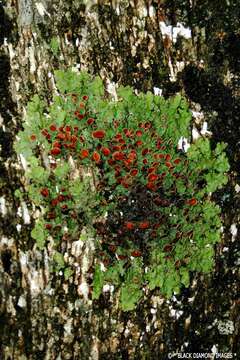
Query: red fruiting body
xmin=114 ymin=165 xmax=121 ymax=171
xmin=51 ymin=199 xmax=59 ymax=207
xmin=62 ymin=234 xmax=70 ymax=241
xmin=81 ymin=149 xmax=89 ymax=158
xmin=74 ymin=126 xmax=79 ymax=132
xmin=163 ymin=244 xmax=172 ymax=252
xmin=45 ymin=224 xmax=52 ymax=230
xmin=187 ymin=198 xmax=198 ymax=206
xmin=144 ymin=122 xmax=151 ymax=129
xmin=112 ymin=145 xmax=121 ymax=151
xmin=65 ymin=132 xmax=71 ymax=141
xmin=50 ymin=163 xmax=57 ymax=169
xmin=142 ymin=148 xmax=149 ymax=156
xmin=59 ymin=126 xmax=64 ymax=131
xmin=102 ymin=147 xmax=111 ymax=156
xmin=108 ymin=245 xmax=117 ymax=252
xmin=53 ymin=141 xmax=61 ymax=148
xmin=92 ymin=151 xmax=101 ymax=163
xmin=123 ymin=129 xmax=133 ymax=137
xmin=143 ymin=159 xmax=148 ymax=164
xmin=92 ymin=130 xmax=106 ymax=139
xmin=161 ymin=199 xmax=170 ymax=206
xmin=108 ymin=159 xmax=115 ymax=166
xmin=122 ymin=181 xmax=130 ymax=189
xmin=118 ymin=255 xmax=127 ymax=260
xmin=173 ymin=158 xmax=181 ymax=165
xmin=165 ymin=161 xmax=172 ymax=168
xmin=56 ymin=133 xmax=65 ymax=140
xmin=51 ymin=147 xmax=61 ymax=155
xmin=40 ymin=188 xmax=49 ymax=197
xmin=156 ymin=139 xmax=162 ymax=148
xmin=71 ymin=94 xmax=77 ymax=103
xmin=69 ymin=143 xmax=76 ymax=149
xmin=77 ymin=113 xmax=84 ymax=120
xmin=128 ymin=151 xmax=137 ymax=160
xmin=49 ymin=125 xmax=57 ymax=131
xmin=87 ymin=118 xmax=94 ymax=125
xmin=57 ymin=194 xmax=65 ymax=202
xmin=176 ymin=231 xmax=182 ymax=239
xmin=82 ymin=95 xmax=89 ymax=101
xmin=103 ymin=258 xmax=110 ymax=266
xmin=136 ymin=140 xmax=143 ymax=147
xmin=130 ymin=169 xmax=138 ymax=176
xmin=41 ymin=129 xmax=49 ymax=137
xmin=148 ymin=173 xmax=158 ymax=182
xmin=175 ymin=260 xmax=181 ymax=268
xmin=79 ymin=136 xmax=85 ymax=143
xmin=116 ymin=177 xmax=123 ymax=184
xmin=113 ymin=120 xmax=120 ymax=128
xmin=61 ymin=204 xmax=68 ymax=211
xmin=30 ymin=134 xmax=36 ymax=141
xmin=123 ymin=160 xmax=131 ymax=169
xmin=139 ymin=221 xmax=150 ymax=229
xmin=146 ymin=182 xmax=156 ymax=191
xmin=113 ymin=151 xmax=124 ymax=161
xmin=151 ymin=230 xmax=157 ymax=238
xmin=136 ymin=130 xmax=142 ymax=137
xmin=125 ymin=222 xmax=135 ymax=230
xmin=71 ymin=135 xmax=78 ymax=143
xmin=65 ymin=125 xmax=71 ymax=132
xmin=47 ymin=212 xmax=56 ymax=219
xmin=71 ymin=211 xmax=77 ymax=219
xmin=148 ymin=167 xmax=156 ymax=174
xmin=79 ymin=102 xmax=85 ymax=108
xmin=165 ymin=154 xmax=171 ymax=161
xmin=131 ymin=250 xmax=142 ymax=257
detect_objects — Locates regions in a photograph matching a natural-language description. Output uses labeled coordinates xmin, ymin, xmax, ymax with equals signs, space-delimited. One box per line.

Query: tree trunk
xmin=0 ymin=1 xmax=239 ymax=359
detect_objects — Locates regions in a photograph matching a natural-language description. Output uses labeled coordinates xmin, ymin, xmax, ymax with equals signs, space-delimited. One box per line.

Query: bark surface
xmin=0 ymin=1 xmax=240 ymax=359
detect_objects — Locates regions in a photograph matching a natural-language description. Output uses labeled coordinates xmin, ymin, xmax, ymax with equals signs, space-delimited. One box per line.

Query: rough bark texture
xmin=0 ymin=0 xmax=240 ymax=359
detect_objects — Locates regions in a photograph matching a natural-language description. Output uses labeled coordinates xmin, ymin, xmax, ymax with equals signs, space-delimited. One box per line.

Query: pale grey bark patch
xmin=18 ymin=0 xmax=34 ymax=27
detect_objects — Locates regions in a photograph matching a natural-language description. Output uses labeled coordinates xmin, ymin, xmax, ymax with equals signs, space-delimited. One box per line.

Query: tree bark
xmin=0 ymin=1 xmax=239 ymax=359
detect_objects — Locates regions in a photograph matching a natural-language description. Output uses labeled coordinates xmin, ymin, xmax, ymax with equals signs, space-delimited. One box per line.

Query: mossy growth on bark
xmin=14 ymin=69 xmax=229 ymax=311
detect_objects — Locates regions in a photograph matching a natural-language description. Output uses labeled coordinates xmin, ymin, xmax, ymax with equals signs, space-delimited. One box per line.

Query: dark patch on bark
xmin=1 ymin=249 xmax=12 ymax=273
